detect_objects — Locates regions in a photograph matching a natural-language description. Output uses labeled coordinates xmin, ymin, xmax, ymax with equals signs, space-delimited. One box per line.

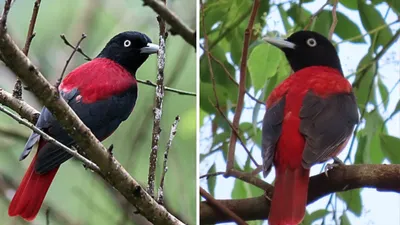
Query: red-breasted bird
xmin=8 ymin=31 xmax=159 ymax=221
xmin=261 ymin=31 xmax=359 ymax=225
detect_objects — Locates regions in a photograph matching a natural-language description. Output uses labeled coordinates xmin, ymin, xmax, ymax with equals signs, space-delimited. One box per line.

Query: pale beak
xmin=262 ymin=37 xmax=296 ymax=49
xmin=140 ymin=43 xmax=159 ymax=54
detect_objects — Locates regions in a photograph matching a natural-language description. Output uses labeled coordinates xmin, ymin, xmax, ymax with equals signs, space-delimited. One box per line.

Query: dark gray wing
xmin=299 ymin=91 xmax=359 ymax=169
xmin=19 ymin=89 xmax=79 ymax=160
xmin=261 ymin=97 xmax=285 ymax=177
xmin=20 ymin=86 xmax=137 ymax=174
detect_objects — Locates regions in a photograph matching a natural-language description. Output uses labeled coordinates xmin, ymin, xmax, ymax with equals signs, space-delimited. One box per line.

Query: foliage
xmin=0 ymin=0 xmax=196 ymax=224
xmin=200 ymin=0 xmax=399 ymax=224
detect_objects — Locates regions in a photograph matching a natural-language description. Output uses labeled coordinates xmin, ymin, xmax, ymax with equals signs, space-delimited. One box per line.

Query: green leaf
xmin=313 ymin=10 xmax=332 ymax=37
xmin=252 ymin=93 xmax=264 ymax=136
xmin=371 ymin=0 xmax=385 ymax=4
xmin=387 ymin=0 xmax=400 ymax=15
xmin=340 ymin=212 xmax=352 ymax=225
xmin=356 ymin=110 xmax=386 ymax=164
xmin=354 ymin=134 xmax=367 ymax=164
xmin=353 ymin=53 xmax=377 ymax=108
xmin=302 ymin=209 xmax=330 ymax=224
xmin=226 ymin=26 xmax=245 ymax=65
xmin=358 ymin=1 xmax=393 ymax=50
xmin=338 ymin=189 xmax=362 ymax=216
xmin=248 ymin=44 xmax=283 ymax=91
xmin=278 ymin=4 xmax=292 ymax=32
xmin=287 ymin=4 xmax=312 ymax=27
xmin=335 ymin=11 xmax=365 ymax=43
xmin=377 ymin=76 xmax=389 ymax=109
xmin=388 ymin=99 xmax=400 ymax=119
xmin=200 ymin=82 xmax=230 ymax=113
xmin=380 ymin=134 xmax=400 ymax=164
xmin=211 ymin=131 xmax=230 ymax=148
xmin=207 ymin=164 xmax=217 ymax=196
xmin=341 ymin=0 xmax=358 ymax=9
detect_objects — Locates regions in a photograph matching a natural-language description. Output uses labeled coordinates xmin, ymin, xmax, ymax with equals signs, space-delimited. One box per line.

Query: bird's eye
xmin=123 ymin=40 xmax=131 ymax=47
xmin=306 ymin=38 xmax=317 ymax=47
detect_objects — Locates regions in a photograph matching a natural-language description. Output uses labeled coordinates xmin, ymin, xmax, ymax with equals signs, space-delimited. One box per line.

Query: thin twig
xmin=137 ymin=79 xmax=196 ymax=96
xmin=56 ymin=33 xmax=87 ymax=88
xmin=200 ymin=187 xmax=248 ymax=225
xmin=158 ymin=115 xmax=180 ymax=205
xmin=211 ymin=102 xmax=260 ymax=167
xmin=60 ymin=34 xmax=91 ymax=61
xmin=328 ymin=0 xmax=338 ymax=40
xmin=0 ymin=104 xmax=100 ymax=172
xmin=336 ymin=19 xmax=399 ymax=45
xmin=201 ymin=2 xmax=219 ymax=108
xmin=208 ymin=7 xmax=252 ymax=51
xmin=60 ymin=34 xmax=195 ymax=96
xmin=229 ymin=169 xmax=270 ymax=190
xmin=46 ymin=208 xmax=50 ymax=225
xmin=148 ymin=8 xmax=167 ymax=199
xmin=352 ymin=29 xmax=400 ymax=88
xmin=0 ymin=88 xmax=40 ymax=123
xmin=22 ymin=0 xmax=40 ymax=55
xmin=226 ymin=0 xmax=260 ymax=173
xmin=13 ymin=0 xmax=41 ymax=100
xmin=201 ymin=2 xmax=258 ymax=167
xmin=200 ymin=172 xmax=225 ymax=179
xmin=200 ymin=45 xmax=264 ymax=105
xmin=0 ymin=0 xmax=12 ymax=29
xmin=304 ymin=0 xmax=329 ymax=30
xmin=142 ymin=0 xmax=195 ymax=48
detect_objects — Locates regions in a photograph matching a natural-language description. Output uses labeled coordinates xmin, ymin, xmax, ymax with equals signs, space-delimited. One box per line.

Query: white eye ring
xmin=306 ymin=38 xmax=317 ymax=47
xmin=123 ymin=40 xmax=131 ymax=47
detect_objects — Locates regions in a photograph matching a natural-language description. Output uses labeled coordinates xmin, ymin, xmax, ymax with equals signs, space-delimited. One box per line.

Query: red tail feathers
xmin=8 ymin=140 xmax=59 ymax=221
xmin=268 ymin=167 xmax=310 ymax=225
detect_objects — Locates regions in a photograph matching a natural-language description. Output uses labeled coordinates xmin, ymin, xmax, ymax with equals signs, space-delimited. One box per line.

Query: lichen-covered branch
xmin=148 ymin=5 xmax=167 ymax=199
xmin=157 ymin=116 xmax=180 ymax=204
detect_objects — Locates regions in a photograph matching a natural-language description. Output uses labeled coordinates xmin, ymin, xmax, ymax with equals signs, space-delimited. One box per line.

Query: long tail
xmin=268 ymin=167 xmax=310 ymax=225
xmin=8 ymin=140 xmax=59 ymax=221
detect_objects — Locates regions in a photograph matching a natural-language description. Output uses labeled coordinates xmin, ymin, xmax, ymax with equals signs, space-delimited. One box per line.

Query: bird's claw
xmin=107 ymin=144 xmax=114 ymax=157
xmin=324 ymin=157 xmax=345 ymax=177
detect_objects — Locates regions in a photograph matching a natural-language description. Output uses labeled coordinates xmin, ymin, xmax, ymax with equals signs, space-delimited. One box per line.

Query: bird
xmin=261 ymin=31 xmax=359 ymax=225
xmin=8 ymin=31 xmax=159 ymax=221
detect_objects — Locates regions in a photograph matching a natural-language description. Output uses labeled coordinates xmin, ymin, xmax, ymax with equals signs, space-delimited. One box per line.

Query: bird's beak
xmin=262 ymin=37 xmax=296 ymax=49
xmin=140 ymin=43 xmax=159 ymax=54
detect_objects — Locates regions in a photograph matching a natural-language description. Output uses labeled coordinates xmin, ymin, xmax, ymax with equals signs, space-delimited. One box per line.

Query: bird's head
xmin=98 ymin=31 xmax=159 ymax=74
xmin=263 ymin=31 xmax=343 ymax=74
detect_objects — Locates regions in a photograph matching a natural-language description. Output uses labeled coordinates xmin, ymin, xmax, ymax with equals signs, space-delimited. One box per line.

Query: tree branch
xmin=158 ymin=115 xmax=180 ymax=204
xmin=0 ymin=104 xmax=100 ymax=172
xmin=0 ymin=88 xmax=40 ymax=123
xmin=200 ymin=164 xmax=400 ymax=224
xmin=148 ymin=8 xmax=167 ymax=199
xmin=200 ymin=187 xmax=248 ymax=225
xmin=226 ymin=0 xmax=260 ymax=173
xmin=142 ymin=0 xmax=195 ymax=48
xmin=0 ymin=19 xmax=183 ymax=225
xmin=13 ymin=0 xmax=41 ymax=100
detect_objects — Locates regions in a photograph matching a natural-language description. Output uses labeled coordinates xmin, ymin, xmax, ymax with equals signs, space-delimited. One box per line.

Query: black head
xmin=97 ymin=31 xmax=159 ymax=75
xmin=263 ymin=31 xmax=343 ymax=74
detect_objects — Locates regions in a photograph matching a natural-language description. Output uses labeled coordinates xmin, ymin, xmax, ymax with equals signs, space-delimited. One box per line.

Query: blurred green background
xmin=0 ymin=0 xmax=196 ymax=224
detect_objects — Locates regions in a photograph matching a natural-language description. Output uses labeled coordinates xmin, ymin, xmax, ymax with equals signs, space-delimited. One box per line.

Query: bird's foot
xmin=324 ymin=157 xmax=345 ymax=177
xmin=107 ymin=144 xmax=114 ymax=157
